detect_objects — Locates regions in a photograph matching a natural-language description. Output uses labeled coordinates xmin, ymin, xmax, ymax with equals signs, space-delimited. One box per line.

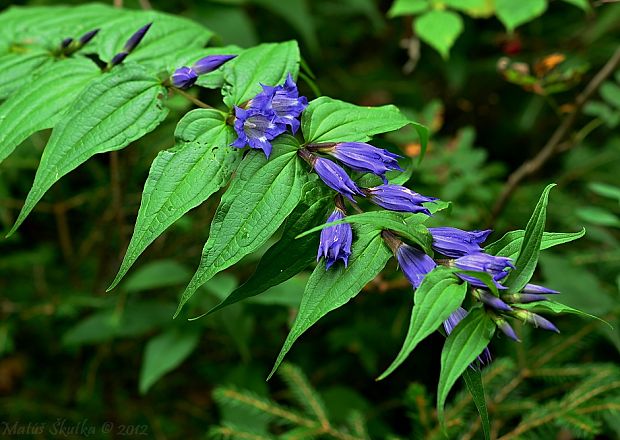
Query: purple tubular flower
xmin=523 ymin=283 xmax=559 ymax=294
xmin=249 ymin=73 xmax=308 ymax=133
xmin=443 ymin=307 xmax=492 ymax=365
xmin=231 ymin=107 xmax=286 ymax=158
xmin=366 ymin=184 xmax=437 ymax=214
xmin=79 ymin=28 xmax=100 ymax=46
xmin=192 ymin=54 xmax=236 ymax=75
xmin=317 ymin=208 xmax=353 ymax=269
xmin=428 ymin=227 xmax=492 ymax=258
xmin=454 ymin=252 xmax=515 ymax=289
xmin=313 ymin=157 xmax=364 ymax=202
xmin=476 ymin=290 xmax=513 ymax=312
xmin=502 ymin=293 xmax=548 ymax=304
xmin=110 ymin=52 xmax=128 ymax=66
xmin=396 ymin=244 xmax=436 ymax=288
xmin=124 ymin=23 xmax=152 ymax=52
xmin=171 ymin=66 xmax=198 ymax=89
xmin=512 ymin=309 xmax=560 ymax=333
xmin=493 ymin=317 xmax=520 ymax=342
xmin=325 ymin=142 xmax=403 ymax=183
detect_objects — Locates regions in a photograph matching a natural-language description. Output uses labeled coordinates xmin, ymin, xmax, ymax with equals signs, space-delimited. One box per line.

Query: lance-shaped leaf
xmin=462 ymin=368 xmax=491 ymax=440
xmin=378 ymin=267 xmax=466 ymax=380
xmin=222 ymin=41 xmax=300 ymax=107
xmin=301 ymin=97 xmax=428 ymax=158
xmin=108 ymin=109 xmax=241 ymax=291
xmin=269 ymin=224 xmax=392 ymax=378
xmin=503 ymin=184 xmax=555 ymax=293
xmin=8 ymin=64 xmax=168 ymax=236
xmin=0 ymin=51 xmax=52 ymax=100
xmin=204 ymin=181 xmax=333 ymax=316
xmin=175 ymin=136 xmax=307 ymax=317
xmin=484 ymin=228 xmax=586 ymax=260
xmin=437 ymin=308 xmax=495 ymax=425
xmin=0 ymin=58 xmax=100 ymax=164
xmin=518 ymin=300 xmax=610 ymax=327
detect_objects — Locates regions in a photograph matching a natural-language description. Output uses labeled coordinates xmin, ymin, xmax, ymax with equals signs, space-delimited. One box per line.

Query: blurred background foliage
xmin=0 ymin=0 xmax=619 ymax=438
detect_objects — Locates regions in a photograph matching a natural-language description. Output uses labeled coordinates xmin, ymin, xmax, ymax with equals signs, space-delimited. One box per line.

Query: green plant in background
xmin=0 ymin=1 xmax=618 ymax=439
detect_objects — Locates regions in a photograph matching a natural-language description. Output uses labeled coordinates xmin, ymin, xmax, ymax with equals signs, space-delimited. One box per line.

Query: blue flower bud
xmin=79 ymin=28 xmax=100 ymax=46
xmin=428 ymin=227 xmax=492 ymax=258
xmin=248 ymin=73 xmax=308 ymax=133
xmin=230 ymin=107 xmax=286 ymax=158
xmin=124 ymin=23 xmax=152 ymax=53
xmin=492 ymin=316 xmax=520 ymax=342
xmin=300 ymin=152 xmax=364 ymax=202
xmin=192 ymin=54 xmax=236 ymax=75
xmin=365 ymin=184 xmax=437 ymax=214
xmin=171 ymin=66 xmax=198 ymax=89
xmin=502 ymin=293 xmax=548 ymax=304
xmin=511 ymin=309 xmax=560 ymax=333
xmin=453 ymin=252 xmax=514 ymax=289
xmin=317 ymin=207 xmax=353 ymax=269
xmin=316 ymin=142 xmax=403 ymax=183
xmin=109 ymin=52 xmax=128 ymax=66
xmin=61 ymin=37 xmax=74 ymax=49
xmin=475 ymin=289 xmax=513 ymax=312
xmin=396 ymin=243 xmax=436 ymax=288
xmin=522 ymin=283 xmax=559 ymax=295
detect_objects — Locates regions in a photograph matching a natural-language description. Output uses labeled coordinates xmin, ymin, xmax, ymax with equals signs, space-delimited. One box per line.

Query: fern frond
xmin=278 ymin=363 xmax=329 ymax=426
xmin=207 ymin=423 xmax=276 ymax=440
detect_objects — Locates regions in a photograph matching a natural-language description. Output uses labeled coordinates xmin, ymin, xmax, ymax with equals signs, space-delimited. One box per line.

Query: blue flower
xmin=443 ymin=307 xmax=492 ymax=365
xmin=474 ymin=289 xmax=513 ymax=312
xmin=318 ymin=142 xmax=403 ymax=183
xmin=522 ymin=283 xmax=559 ymax=295
xmin=124 ymin=23 xmax=152 ymax=52
xmin=365 ymin=184 xmax=437 ymax=214
xmin=317 ymin=207 xmax=353 ymax=269
xmin=171 ymin=66 xmax=198 ymax=89
xmin=309 ymin=155 xmax=364 ymax=202
xmin=453 ymin=252 xmax=515 ymax=289
xmin=193 ymin=54 xmax=236 ymax=75
xmin=396 ymin=243 xmax=436 ymax=288
xmin=231 ymin=107 xmax=286 ymax=158
xmin=511 ymin=309 xmax=560 ymax=333
xmin=428 ymin=227 xmax=492 ymax=258
xmin=249 ymin=74 xmax=308 ymax=133
xmin=79 ymin=28 xmax=100 ymax=46
xmin=492 ymin=316 xmax=520 ymax=342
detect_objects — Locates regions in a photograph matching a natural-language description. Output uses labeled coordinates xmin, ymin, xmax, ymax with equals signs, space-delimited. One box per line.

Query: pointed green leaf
xmin=176 ymin=136 xmax=307 ymax=317
xmin=437 ymin=308 xmax=495 ymax=425
xmin=387 ymin=0 xmax=429 ymax=18
xmin=0 ymin=58 xmax=100 ymax=165
xmin=504 ymin=184 xmax=556 ymax=293
xmin=415 ymin=10 xmax=464 ymax=59
xmin=301 ymin=97 xmax=428 ymax=155
xmin=269 ymin=224 xmax=391 ymax=378
xmin=205 ymin=182 xmax=333 ymax=316
xmin=139 ymin=329 xmax=200 ymax=394
xmin=495 ymin=0 xmax=547 ymax=32
xmin=8 ymin=64 xmax=168 ymax=236
xmin=222 ymin=41 xmax=300 ymax=107
xmin=108 ymin=109 xmax=242 ymax=290
xmin=485 ymin=228 xmax=586 ymax=260
xmin=462 ymin=368 xmax=491 ymax=440
xmin=378 ymin=267 xmax=466 ymax=380
xmin=0 ymin=51 xmax=52 ymax=100
xmin=517 ymin=300 xmax=611 ymax=328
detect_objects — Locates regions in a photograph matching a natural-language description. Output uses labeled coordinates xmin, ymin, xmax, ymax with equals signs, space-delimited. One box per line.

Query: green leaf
xmin=0 ymin=58 xmax=100 ymax=165
xmin=504 ymin=183 xmax=555 ymax=292
xmin=205 ymin=182 xmax=333 ymax=316
xmin=462 ymin=368 xmax=491 ymax=440
xmin=387 ymin=0 xmax=429 ymax=17
xmin=301 ymin=97 xmax=428 ymax=157
xmin=297 ymin=210 xmax=433 ymax=254
xmin=437 ymin=308 xmax=495 ymax=425
xmin=517 ymin=300 xmax=611 ymax=328
xmin=175 ymin=136 xmax=307 ymax=317
xmin=268 ymin=224 xmax=391 ymax=378
xmin=7 ymin=64 xmax=168 ymax=236
xmin=495 ymin=0 xmax=547 ymax=32
xmin=0 ymin=51 xmax=52 ymax=100
xmin=139 ymin=329 xmax=200 ymax=394
xmin=601 ymin=81 xmax=620 ymax=110
xmin=560 ymin=0 xmax=591 ymax=11
xmin=415 ymin=10 xmax=464 ymax=59
xmin=443 ymin=0 xmax=495 ymax=18
xmin=588 ymin=182 xmax=620 ymax=203
xmin=222 ymin=41 xmax=300 ymax=107
xmin=108 ymin=110 xmax=241 ymax=291
xmin=378 ymin=267 xmax=466 ymax=380
xmin=485 ymin=228 xmax=586 ymax=260
xmin=576 ymin=206 xmax=620 ymax=227
xmin=123 ymin=260 xmax=191 ymax=293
